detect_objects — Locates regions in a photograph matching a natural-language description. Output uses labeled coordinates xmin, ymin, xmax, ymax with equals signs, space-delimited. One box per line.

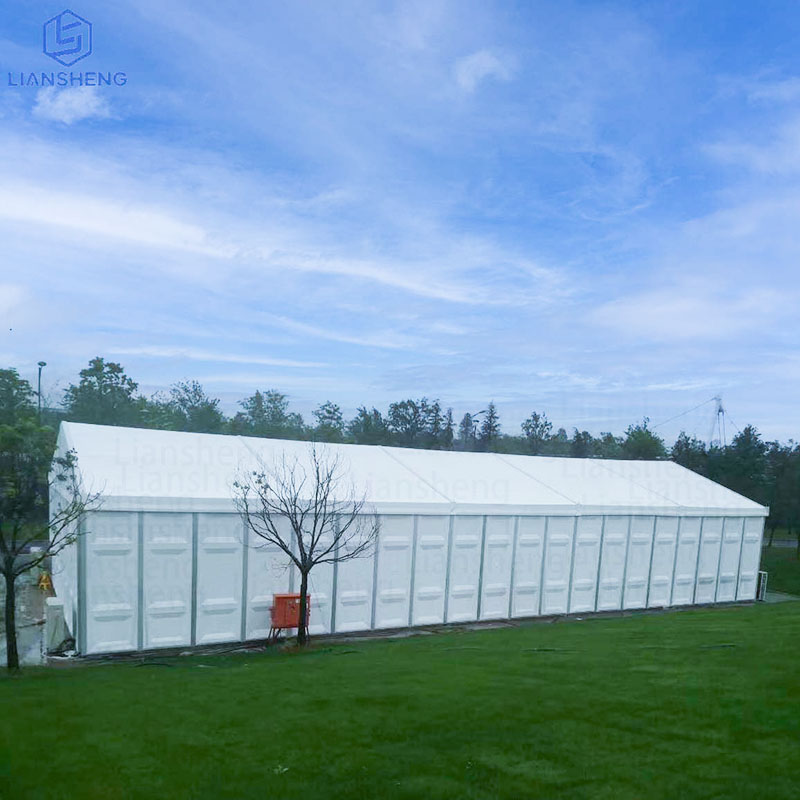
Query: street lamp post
xmin=37 ymin=361 xmax=46 ymax=424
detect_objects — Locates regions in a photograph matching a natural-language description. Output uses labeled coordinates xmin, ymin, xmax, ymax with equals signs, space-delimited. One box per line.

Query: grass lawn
xmin=761 ymin=545 xmax=800 ymax=596
xmin=2 ymin=604 xmax=800 ymax=800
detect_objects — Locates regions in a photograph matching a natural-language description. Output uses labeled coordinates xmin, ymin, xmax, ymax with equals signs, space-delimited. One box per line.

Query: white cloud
xmin=454 ymin=49 xmax=511 ymax=93
xmin=32 ymin=87 xmax=111 ymax=125
xmin=706 ymin=115 xmax=800 ymax=174
xmin=0 ymin=181 xmax=231 ymax=257
xmin=590 ymin=284 xmax=787 ymax=341
xmin=105 ymin=346 xmax=325 ymax=368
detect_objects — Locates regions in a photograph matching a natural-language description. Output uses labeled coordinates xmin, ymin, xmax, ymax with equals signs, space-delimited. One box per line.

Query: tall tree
xmin=671 ymin=432 xmax=708 ymax=475
xmin=594 ymin=432 xmax=623 ymax=459
xmin=63 ymin=358 xmax=142 ymax=426
xmin=457 ymin=413 xmax=477 ymax=452
xmin=347 ymin=407 xmax=389 ymax=445
xmin=168 ymin=380 xmax=226 ymax=433
xmin=521 ymin=411 xmax=552 ymax=455
xmin=621 ymin=418 xmax=667 ymax=460
xmin=233 ymin=390 xmax=305 ymax=439
xmin=387 ymin=399 xmax=425 ymax=447
xmin=570 ymin=429 xmax=594 ymax=458
xmin=0 ymin=369 xmax=35 ymax=427
xmin=478 ymin=402 xmax=501 ymax=451
xmin=423 ymin=400 xmax=445 ymax=449
xmin=0 ymin=421 xmax=100 ymax=670
xmin=313 ymin=401 xmax=345 ymax=442
xmin=442 ymin=408 xmax=455 ymax=450
xmin=233 ymin=445 xmax=379 ymax=645
xmin=724 ymin=425 xmax=768 ymax=504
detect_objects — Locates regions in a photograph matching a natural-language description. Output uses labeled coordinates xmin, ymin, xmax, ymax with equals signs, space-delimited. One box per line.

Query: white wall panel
xmin=142 ymin=512 xmax=192 ymax=649
xmin=306 ymin=560 xmax=334 ymax=635
xmin=672 ymin=517 xmax=701 ymax=605
xmin=334 ymin=538 xmax=374 ymax=633
xmin=596 ymin=516 xmax=628 ymax=611
xmin=737 ymin=517 xmax=764 ymax=600
xmin=716 ymin=517 xmax=744 ymax=602
xmin=446 ymin=516 xmax=483 ymax=622
xmin=412 ymin=515 xmax=449 ymax=625
xmin=196 ymin=514 xmax=243 ymax=645
xmin=695 ymin=518 xmax=723 ymax=604
xmin=623 ymin=517 xmax=655 ymax=609
xmin=374 ymin=516 xmax=414 ymax=629
xmin=85 ymin=512 xmax=138 ymax=654
xmin=542 ymin=516 xmax=575 ymax=615
xmin=479 ymin=516 xmax=514 ymax=620
xmin=511 ymin=516 xmax=545 ymax=618
xmin=569 ymin=516 xmax=602 ymax=613
xmin=244 ymin=518 xmax=293 ymax=640
xmin=647 ymin=517 xmax=678 ymax=608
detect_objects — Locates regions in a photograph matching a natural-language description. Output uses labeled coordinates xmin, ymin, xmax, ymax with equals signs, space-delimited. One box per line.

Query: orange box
xmin=270 ymin=593 xmax=311 ymax=629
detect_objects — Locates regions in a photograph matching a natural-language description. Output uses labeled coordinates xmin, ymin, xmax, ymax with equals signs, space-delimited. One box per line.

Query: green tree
xmin=570 ymin=429 xmax=594 ymax=458
xmin=347 ymin=407 xmax=389 ymax=445
xmin=0 ymin=369 xmax=36 ymax=427
xmin=168 ymin=380 xmax=225 ymax=433
xmin=140 ymin=392 xmax=181 ymax=430
xmin=671 ymin=432 xmax=708 ymax=475
xmin=422 ymin=400 xmax=445 ymax=449
xmin=723 ymin=425 xmax=768 ymax=504
xmin=521 ymin=411 xmax=552 ymax=455
xmin=387 ymin=399 xmax=426 ymax=447
xmin=547 ymin=427 xmax=570 ymax=456
xmin=0 ymin=421 xmax=100 ymax=670
xmin=478 ymin=402 xmax=501 ymax=451
xmin=232 ymin=390 xmax=305 ymax=439
xmin=63 ymin=358 xmax=142 ymax=426
xmin=457 ymin=413 xmax=477 ymax=452
xmin=442 ymin=408 xmax=455 ymax=450
xmin=621 ymin=418 xmax=667 ymax=460
xmin=593 ymin=433 xmax=623 ymax=459
xmin=313 ymin=401 xmax=345 ymax=442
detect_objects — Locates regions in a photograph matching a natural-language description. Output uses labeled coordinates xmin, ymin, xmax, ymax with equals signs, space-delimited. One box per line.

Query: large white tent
xmin=51 ymin=422 xmax=768 ymax=655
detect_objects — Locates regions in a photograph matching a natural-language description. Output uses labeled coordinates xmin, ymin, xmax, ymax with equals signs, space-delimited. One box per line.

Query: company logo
xmin=43 ymin=9 xmax=92 ymax=67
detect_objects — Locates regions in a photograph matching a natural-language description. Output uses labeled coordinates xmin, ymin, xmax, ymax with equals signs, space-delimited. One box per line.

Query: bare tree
xmin=232 ymin=444 xmax=379 ymax=645
xmin=1 ymin=425 xmax=101 ymax=671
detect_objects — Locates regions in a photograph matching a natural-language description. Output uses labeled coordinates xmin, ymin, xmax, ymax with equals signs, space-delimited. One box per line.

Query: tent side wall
xmin=74 ymin=510 xmax=766 ymax=656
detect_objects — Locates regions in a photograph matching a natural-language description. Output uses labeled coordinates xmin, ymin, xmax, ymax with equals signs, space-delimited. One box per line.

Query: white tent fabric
xmin=59 ymin=422 xmax=765 ymax=516
xmin=51 ymin=423 xmax=768 ymax=655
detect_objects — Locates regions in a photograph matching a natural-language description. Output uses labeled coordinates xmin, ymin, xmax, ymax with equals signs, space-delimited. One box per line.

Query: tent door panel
xmin=596 ymin=516 xmax=629 ymax=611
xmin=647 ymin=517 xmax=678 ymax=608
xmin=195 ymin=514 xmax=243 ymax=645
xmin=695 ymin=518 xmax=723 ymax=604
xmin=542 ymin=516 xmax=575 ymax=615
xmin=737 ymin=517 xmax=764 ymax=600
xmin=672 ymin=517 xmax=701 ymax=605
xmin=716 ymin=517 xmax=744 ymax=602
xmin=511 ymin=517 xmax=545 ymax=617
xmin=142 ymin=512 xmax=192 ymax=649
xmin=569 ymin=516 xmax=602 ymax=613
xmin=374 ymin=516 xmax=414 ymax=629
xmin=412 ymin=516 xmax=449 ymax=626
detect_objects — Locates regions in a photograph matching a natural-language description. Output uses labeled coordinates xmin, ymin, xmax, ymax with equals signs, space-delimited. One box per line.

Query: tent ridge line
xmin=595 ymin=459 xmax=682 ymax=510
xmin=377 ymin=446 xmax=455 ymax=508
xmin=493 ymin=453 xmax=580 ymax=506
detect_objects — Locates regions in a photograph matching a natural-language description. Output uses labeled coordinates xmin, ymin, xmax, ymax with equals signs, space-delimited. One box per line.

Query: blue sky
xmin=1 ymin=1 xmax=799 ymax=441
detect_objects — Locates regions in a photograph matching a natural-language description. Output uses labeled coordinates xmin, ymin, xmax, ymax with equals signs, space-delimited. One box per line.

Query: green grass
xmin=761 ymin=545 xmax=800 ymax=596
xmin=2 ymin=604 xmax=800 ymax=800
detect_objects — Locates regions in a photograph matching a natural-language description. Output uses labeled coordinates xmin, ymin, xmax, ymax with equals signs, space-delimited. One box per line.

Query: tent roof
xmin=57 ymin=422 xmax=768 ymax=517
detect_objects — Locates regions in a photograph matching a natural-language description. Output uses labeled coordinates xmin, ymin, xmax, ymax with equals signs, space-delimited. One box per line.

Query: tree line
xmin=2 ymin=356 xmax=799 ymax=539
